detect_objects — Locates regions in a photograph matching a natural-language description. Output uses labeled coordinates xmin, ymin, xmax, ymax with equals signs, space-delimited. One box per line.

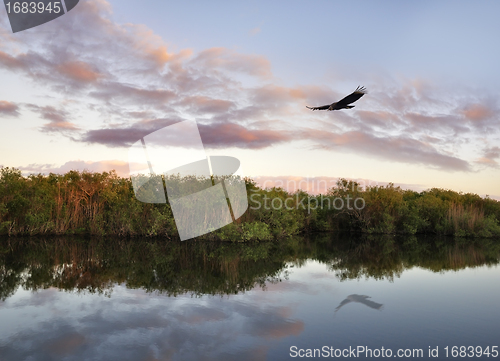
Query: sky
xmin=0 ymin=0 xmax=499 ymax=198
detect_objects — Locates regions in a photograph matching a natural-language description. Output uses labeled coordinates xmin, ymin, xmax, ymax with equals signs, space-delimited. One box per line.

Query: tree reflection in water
xmin=1 ymin=234 xmax=499 ymax=301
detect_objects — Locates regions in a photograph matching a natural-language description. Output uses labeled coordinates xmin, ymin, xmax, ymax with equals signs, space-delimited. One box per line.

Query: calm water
xmin=1 ymin=235 xmax=499 ymax=360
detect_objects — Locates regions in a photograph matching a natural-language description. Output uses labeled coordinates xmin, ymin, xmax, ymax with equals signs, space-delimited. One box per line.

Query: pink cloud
xmin=124 ymin=24 xmax=173 ymax=67
xmin=0 ymin=100 xmax=19 ymax=116
xmin=199 ymin=122 xmax=292 ymax=149
xmin=475 ymin=146 xmax=500 ymax=168
xmin=252 ymin=175 xmax=428 ymax=195
xmin=81 ymin=119 xmax=291 ymax=149
xmin=356 ymin=110 xmax=401 ymax=129
xmin=18 ymin=160 xmax=140 ymax=177
xmin=175 ymin=96 xmax=235 ymax=115
xmin=192 ymin=47 xmax=272 ymax=78
xmin=26 ymin=105 xmax=79 ymax=133
xmin=303 ymin=129 xmax=472 ymax=171
xmin=463 ymin=103 xmax=493 ymax=121
xmin=81 ymin=118 xmax=182 ymax=147
xmin=0 ymin=50 xmax=21 ymax=69
xmin=89 ymin=82 xmax=176 ymax=105
xmin=404 ymin=112 xmax=468 ymax=135
xmin=57 ymin=61 xmax=103 ymax=83
xmin=460 ymin=102 xmax=499 ymax=133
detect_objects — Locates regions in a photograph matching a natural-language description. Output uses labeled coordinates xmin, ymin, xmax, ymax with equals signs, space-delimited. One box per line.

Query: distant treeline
xmin=0 ymin=167 xmax=499 ymax=239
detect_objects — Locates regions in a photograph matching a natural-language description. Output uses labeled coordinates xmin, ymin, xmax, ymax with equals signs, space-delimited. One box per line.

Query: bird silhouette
xmin=334 ymin=294 xmax=383 ymax=317
xmin=306 ymin=86 xmax=366 ymax=111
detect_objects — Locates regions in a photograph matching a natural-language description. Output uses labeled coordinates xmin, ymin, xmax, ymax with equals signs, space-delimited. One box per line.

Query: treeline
xmin=0 ymin=167 xmax=499 ymax=239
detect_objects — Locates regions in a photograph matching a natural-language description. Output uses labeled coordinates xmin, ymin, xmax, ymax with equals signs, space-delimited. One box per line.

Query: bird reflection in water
xmin=334 ymin=294 xmax=383 ymax=317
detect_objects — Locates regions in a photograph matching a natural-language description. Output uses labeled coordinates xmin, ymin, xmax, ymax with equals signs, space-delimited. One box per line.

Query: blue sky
xmin=109 ymin=0 xmax=500 ymax=86
xmin=0 ymin=0 xmax=499 ymax=197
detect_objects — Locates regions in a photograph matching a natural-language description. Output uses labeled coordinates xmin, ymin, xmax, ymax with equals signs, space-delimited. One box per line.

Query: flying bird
xmin=306 ymin=86 xmax=366 ymax=111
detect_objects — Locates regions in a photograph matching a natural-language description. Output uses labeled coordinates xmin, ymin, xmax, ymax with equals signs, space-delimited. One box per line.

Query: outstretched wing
xmin=306 ymin=104 xmax=330 ymax=111
xmin=336 ymin=86 xmax=366 ymax=108
xmin=334 ymin=298 xmax=352 ymax=312
xmin=358 ymin=298 xmax=383 ymax=310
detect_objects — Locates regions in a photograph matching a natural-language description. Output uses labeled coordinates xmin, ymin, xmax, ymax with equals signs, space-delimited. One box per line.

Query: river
xmin=1 ymin=234 xmax=499 ymax=360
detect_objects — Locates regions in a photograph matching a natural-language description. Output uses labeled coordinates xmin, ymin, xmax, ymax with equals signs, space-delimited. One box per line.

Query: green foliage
xmin=320 ymin=179 xmax=500 ymax=238
xmin=0 ymin=168 xmax=499 ymax=239
xmin=241 ymin=221 xmax=273 ymax=241
xmin=243 ymin=185 xmax=308 ymax=238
